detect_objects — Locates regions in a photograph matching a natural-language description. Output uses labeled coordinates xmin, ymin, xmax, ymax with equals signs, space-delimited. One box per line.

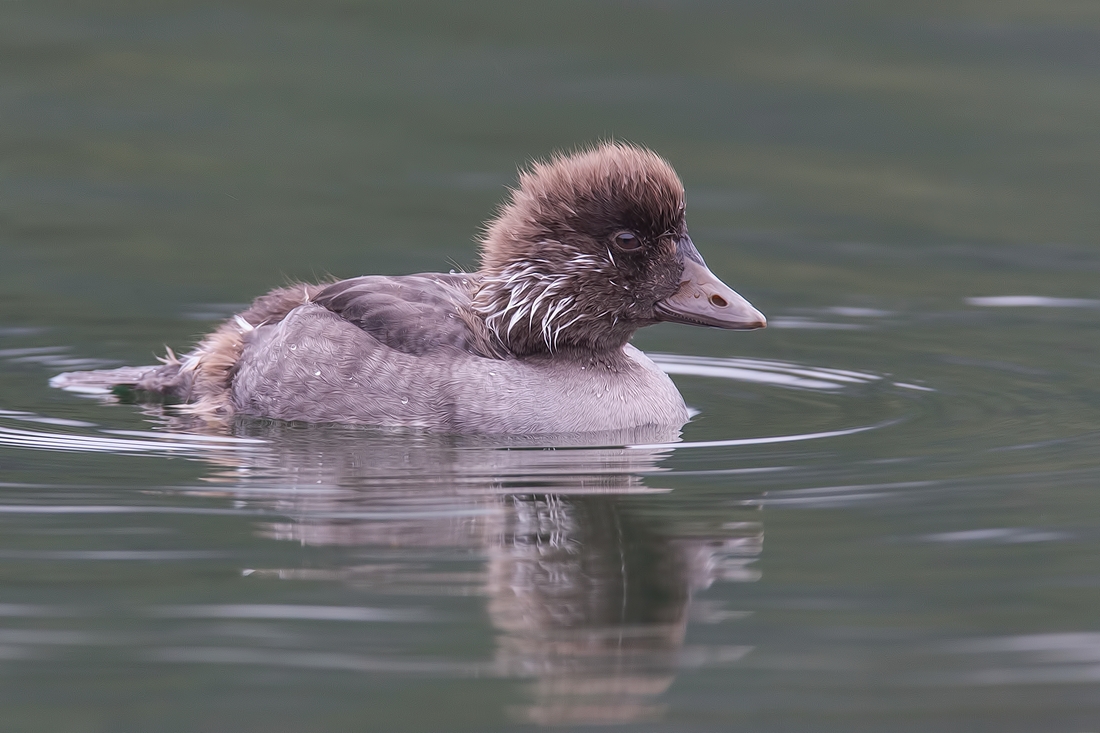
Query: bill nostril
xmin=709 ymin=294 xmax=728 ymax=308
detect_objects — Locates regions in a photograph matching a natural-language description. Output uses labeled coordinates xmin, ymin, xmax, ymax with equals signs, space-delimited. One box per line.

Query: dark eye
xmin=612 ymin=231 xmax=642 ymax=251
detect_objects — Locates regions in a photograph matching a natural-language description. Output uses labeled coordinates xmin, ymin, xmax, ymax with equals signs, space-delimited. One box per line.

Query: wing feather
xmin=311 ymin=274 xmax=503 ymax=358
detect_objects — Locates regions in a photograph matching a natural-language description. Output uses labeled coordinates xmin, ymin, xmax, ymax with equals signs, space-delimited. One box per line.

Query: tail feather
xmin=50 ymin=282 xmax=324 ymax=414
xmin=49 ymin=365 xmax=172 ymax=396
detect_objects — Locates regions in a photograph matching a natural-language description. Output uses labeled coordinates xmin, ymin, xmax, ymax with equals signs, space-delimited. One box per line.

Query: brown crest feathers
xmin=479 ymin=142 xmax=685 ymax=273
xmin=471 ymin=143 xmax=688 ymax=356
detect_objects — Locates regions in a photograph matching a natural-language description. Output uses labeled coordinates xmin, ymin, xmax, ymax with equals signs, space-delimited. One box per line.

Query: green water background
xmin=1 ymin=1 xmax=1099 ymax=730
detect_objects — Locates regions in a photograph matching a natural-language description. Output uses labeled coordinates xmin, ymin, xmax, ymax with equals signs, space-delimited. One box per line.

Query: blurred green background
xmin=1 ymin=1 xmax=1099 ymax=731
xmin=4 ymin=0 xmax=1098 ymax=326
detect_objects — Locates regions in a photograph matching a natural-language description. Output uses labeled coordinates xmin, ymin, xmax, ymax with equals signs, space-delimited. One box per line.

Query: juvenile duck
xmin=54 ymin=143 xmax=765 ymax=433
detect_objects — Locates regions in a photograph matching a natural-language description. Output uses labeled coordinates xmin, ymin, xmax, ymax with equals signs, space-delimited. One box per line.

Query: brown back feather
xmin=181 ymin=283 xmax=323 ymax=417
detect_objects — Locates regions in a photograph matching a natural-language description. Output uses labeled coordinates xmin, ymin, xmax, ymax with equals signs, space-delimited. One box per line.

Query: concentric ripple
xmin=0 ymin=410 xmax=265 ymax=456
xmin=4 ymin=352 xmax=926 ymax=461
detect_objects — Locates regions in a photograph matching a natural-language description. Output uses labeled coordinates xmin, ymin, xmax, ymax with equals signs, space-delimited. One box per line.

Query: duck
xmin=53 ymin=143 xmax=765 ymax=434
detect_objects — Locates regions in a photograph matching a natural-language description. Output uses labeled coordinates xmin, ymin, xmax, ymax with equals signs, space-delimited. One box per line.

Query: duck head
xmin=472 ymin=143 xmax=765 ymax=357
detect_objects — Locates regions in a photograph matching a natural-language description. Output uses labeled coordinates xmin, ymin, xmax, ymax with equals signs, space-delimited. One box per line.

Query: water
xmin=2 ymin=1 xmax=1099 ymax=730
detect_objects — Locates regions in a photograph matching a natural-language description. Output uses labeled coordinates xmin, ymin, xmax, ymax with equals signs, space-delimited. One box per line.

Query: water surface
xmin=2 ymin=1 xmax=1099 ymax=730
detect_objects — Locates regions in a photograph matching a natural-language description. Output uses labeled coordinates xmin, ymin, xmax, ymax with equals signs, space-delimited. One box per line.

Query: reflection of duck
xmin=198 ymin=420 xmax=685 ymax=553
xmin=53 ymin=143 xmax=764 ymax=433
xmin=488 ymin=495 xmax=760 ymax=725
xmin=180 ymin=421 xmax=762 ymax=725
